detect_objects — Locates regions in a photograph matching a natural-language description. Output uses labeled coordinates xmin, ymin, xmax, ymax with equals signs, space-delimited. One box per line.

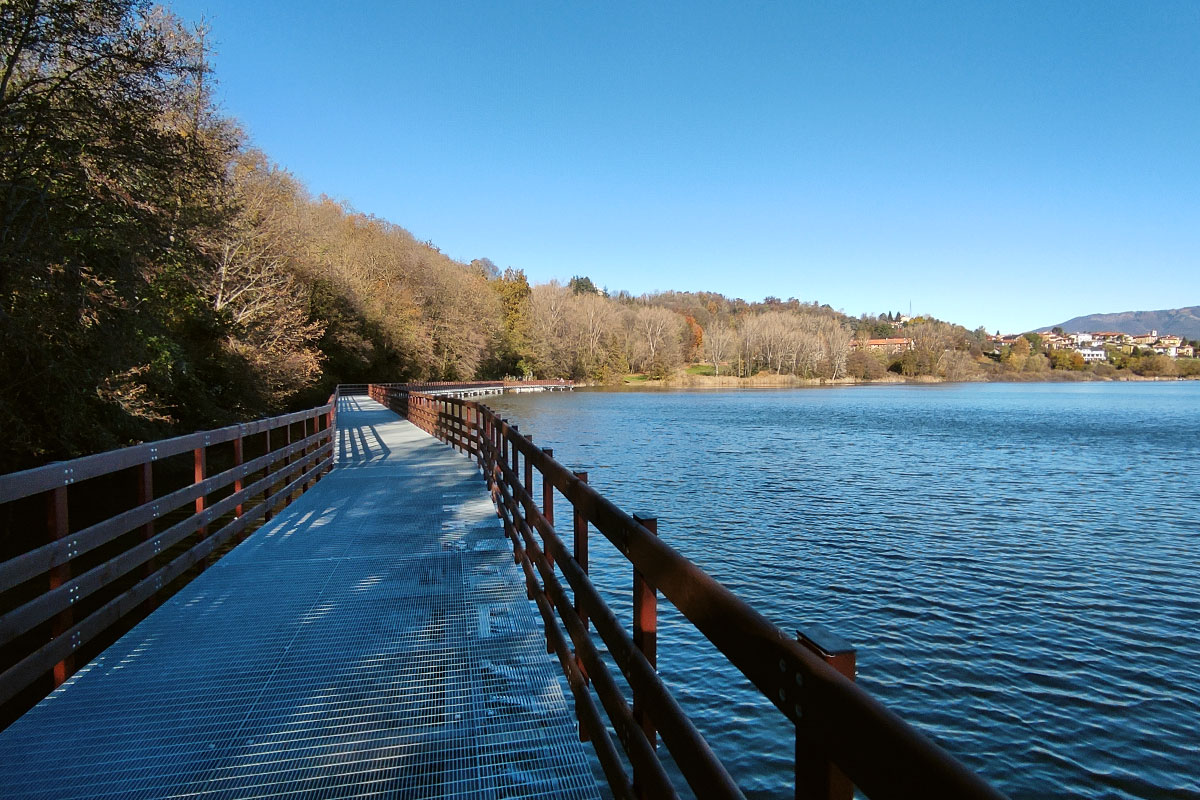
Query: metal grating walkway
xmin=0 ymin=396 xmax=602 ymax=800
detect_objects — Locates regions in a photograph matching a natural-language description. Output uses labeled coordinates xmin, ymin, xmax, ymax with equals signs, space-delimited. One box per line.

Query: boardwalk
xmin=0 ymin=396 xmax=600 ymax=800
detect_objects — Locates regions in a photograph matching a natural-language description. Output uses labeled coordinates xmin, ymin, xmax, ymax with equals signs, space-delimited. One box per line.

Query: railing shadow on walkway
xmin=1 ymin=389 xmax=607 ymax=799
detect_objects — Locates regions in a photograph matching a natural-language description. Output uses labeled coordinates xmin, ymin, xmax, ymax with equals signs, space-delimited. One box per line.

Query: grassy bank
xmin=618 ymin=364 xmax=1200 ymax=388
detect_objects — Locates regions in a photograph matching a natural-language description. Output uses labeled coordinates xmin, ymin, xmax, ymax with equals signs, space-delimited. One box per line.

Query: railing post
xmin=138 ymin=461 xmax=155 ymax=578
xmin=308 ymin=412 xmax=318 ymax=484
xmin=47 ymin=486 xmax=73 ymax=686
xmin=571 ymin=469 xmax=591 ymax=742
xmin=524 ymin=435 xmax=534 ymax=500
xmin=283 ymin=421 xmax=292 ymax=503
xmin=525 ymin=435 xmax=541 ymax=550
xmin=795 ymin=625 xmax=857 ymax=800
xmin=573 ymin=471 xmax=589 ymax=630
xmin=541 ymin=448 xmax=555 ymax=569
xmin=501 ymin=420 xmax=509 ymax=472
xmin=232 ymin=434 xmax=244 ymax=517
xmin=313 ymin=410 xmax=324 ymax=481
xmin=511 ymin=425 xmax=525 ymax=566
xmin=510 ymin=424 xmax=519 ymax=477
xmin=301 ymin=416 xmax=310 ymax=490
xmin=460 ymin=402 xmax=468 ymax=453
xmin=632 ymin=513 xmax=659 ymax=761
xmin=469 ymin=405 xmax=478 ymax=465
xmin=541 ymin=448 xmax=554 ymax=527
xmin=459 ymin=402 xmax=467 ymax=453
xmin=327 ymin=402 xmax=335 ymax=461
xmin=495 ymin=417 xmax=502 ymax=475
xmin=194 ymin=443 xmax=207 ymax=561
xmin=264 ymin=429 xmax=273 ymax=522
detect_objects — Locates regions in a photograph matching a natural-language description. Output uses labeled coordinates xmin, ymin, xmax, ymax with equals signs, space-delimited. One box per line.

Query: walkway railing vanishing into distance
xmin=371 ymin=383 xmax=1005 ymax=800
xmin=0 ymin=379 xmax=1004 ymax=799
xmin=0 ymin=397 xmax=336 ymax=719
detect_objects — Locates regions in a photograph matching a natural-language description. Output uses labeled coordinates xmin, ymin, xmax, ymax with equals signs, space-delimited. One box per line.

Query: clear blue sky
xmin=170 ymin=0 xmax=1199 ymax=334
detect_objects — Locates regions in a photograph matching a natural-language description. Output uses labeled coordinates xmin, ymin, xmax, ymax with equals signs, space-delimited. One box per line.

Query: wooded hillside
xmin=0 ymin=0 xmax=1046 ymax=473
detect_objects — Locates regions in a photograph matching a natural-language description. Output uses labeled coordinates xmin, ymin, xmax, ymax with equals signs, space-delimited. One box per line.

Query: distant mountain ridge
xmin=1048 ymin=306 xmax=1200 ymax=339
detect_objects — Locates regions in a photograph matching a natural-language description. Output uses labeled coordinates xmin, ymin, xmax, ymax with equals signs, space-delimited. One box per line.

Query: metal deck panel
xmin=0 ymin=397 xmax=601 ymax=800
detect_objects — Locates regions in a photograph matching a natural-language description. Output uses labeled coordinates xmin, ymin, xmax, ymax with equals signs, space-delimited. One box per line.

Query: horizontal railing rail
xmin=374 ymin=379 xmax=572 ymax=393
xmin=0 ymin=395 xmax=337 ymax=714
xmin=370 ymin=383 xmax=1004 ymax=800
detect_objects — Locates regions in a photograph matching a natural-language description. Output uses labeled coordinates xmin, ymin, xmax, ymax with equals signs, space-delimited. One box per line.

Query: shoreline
xmin=602 ymin=370 xmax=1200 ymax=389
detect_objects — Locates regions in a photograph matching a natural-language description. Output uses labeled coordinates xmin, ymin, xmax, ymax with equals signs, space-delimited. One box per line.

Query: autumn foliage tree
xmin=0 ymin=0 xmax=237 ymax=467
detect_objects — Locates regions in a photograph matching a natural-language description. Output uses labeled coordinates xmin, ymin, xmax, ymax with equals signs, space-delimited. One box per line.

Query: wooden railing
xmin=0 ymin=397 xmax=336 ymax=718
xmin=370 ymin=383 xmax=1005 ymax=800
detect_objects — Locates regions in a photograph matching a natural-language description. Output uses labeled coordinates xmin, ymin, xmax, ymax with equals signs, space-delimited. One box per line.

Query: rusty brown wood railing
xmin=0 ymin=396 xmax=336 ymax=717
xmin=370 ymin=383 xmax=1005 ymax=800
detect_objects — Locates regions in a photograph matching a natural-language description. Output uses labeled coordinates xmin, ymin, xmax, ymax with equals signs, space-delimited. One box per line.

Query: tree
xmin=682 ymin=315 xmax=703 ymax=361
xmin=0 ymin=0 xmax=238 ymax=468
xmin=203 ymin=150 xmax=324 ymax=405
xmin=1005 ymin=336 xmax=1031 ymax=371
xmin=822 ymin=319 xmax=853 ymax=380
xmin=486 ymin=268 xmax=533 ymax=376
xmin=704 ymin=322 xmax=735 ymax=376
xmin=568 ymin=292 xmax=617 ymax=378
xmin=630 ymin=306 xmax=683 ymax=376
xmin=569 ymin=275 xmax=599 ymax=295
xmin=469 ymin=257 xmax=500 ymax=279
xmin=528 ymin=282 xmax=571 ymax=376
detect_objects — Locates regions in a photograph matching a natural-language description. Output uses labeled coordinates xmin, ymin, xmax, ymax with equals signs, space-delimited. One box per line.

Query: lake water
xmin=485 ymin=382 xmax=1200 ymax=800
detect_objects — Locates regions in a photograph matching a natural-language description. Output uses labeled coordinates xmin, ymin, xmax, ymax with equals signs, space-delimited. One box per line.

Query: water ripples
xmin=488 ymin=383 xmax=1200 ymax=799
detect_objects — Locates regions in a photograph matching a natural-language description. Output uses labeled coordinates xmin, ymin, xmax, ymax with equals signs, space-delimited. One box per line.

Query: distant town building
xmin=1000 ymin=329 xmax=1193 ymax=362
xmin=1092 ymin=331 xmax=1128 ymax=345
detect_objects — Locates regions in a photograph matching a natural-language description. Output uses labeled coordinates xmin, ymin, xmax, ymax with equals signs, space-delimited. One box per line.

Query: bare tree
xmin=821 ymin=319 xmax=853 ymax=380
xmin=704 ymin=321 xmax=735 ymax=376
xmin=529 ymin=281 xmax=571 ymax=376
xmin=631 ymin=306 xmax=683 ymax=374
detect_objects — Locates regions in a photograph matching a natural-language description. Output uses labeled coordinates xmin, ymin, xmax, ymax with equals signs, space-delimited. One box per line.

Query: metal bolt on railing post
xmin=632 ymin=513 xmax=659 ymax=757
xmin=795 ymin=624 xmax=857 ymax=800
